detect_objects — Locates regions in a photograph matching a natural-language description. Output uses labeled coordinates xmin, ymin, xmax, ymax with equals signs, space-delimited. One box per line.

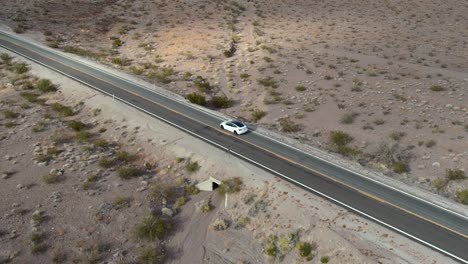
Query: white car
xmin=220 ymin=120 xmax=248 ymax=135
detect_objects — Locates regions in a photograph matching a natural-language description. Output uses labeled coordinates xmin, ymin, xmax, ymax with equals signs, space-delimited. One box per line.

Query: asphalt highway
xmin=0 ymin=31 xmax=467 ymax=262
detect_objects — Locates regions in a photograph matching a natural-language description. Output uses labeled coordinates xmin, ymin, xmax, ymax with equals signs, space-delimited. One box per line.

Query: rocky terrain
xmin=0 ymin=52 xmax=457 ymax=263
xmin=1 ymin=0 xmax=466 ymax=202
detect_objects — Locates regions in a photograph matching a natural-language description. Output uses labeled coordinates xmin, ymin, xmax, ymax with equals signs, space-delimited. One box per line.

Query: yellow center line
xmin=13 ymin=39 xmax=468 ymax=239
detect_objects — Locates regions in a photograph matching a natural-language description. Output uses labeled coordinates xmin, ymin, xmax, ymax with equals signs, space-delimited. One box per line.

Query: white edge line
xmin=2 ymin=30 xmax=464 ymax=221
xmin=251 ymin=129 xmax=468 ymax=220
xmin=1 ymin=43 xmax=467 ymax=264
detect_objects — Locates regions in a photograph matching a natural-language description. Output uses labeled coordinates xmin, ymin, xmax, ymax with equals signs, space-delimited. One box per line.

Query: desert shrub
xmin=217 ymin=177 xmax=242 ymax=195
xmin=257 ymin=76 xmax=278 ymax=88
xmin=425 ymin=140 xmax=436 ymax=148
xmin=68 ymin=120 xmax=86 ymax=132
xmin=240 ymin=73 xmax=250 ymax=80
xmin=63 ymin=46 xmax=102 ymax=59
xmin=430 ymin=85 xmax=446 ymax=92
xmin=185 ymin=161 xmax=200 ymax=172
xmin=278 ymin=117 xmax=301 ymax=132
xmin=14 ymin=62 xmax=28 ymax=74
xmin=455 ymin=189 xmax=468 ymax=205
xmin=431 ymin=178 xmax=448 ymax=191
xmin=296 ymin=241 xmax=313 ymax=260
xmin=31 ymin=232 xmax=42 ymax=243
xmin=73 ymin=131 xmax=90 ymax=142
xmin=117 ymin=166 xmax=142 ymax=179
xmin=148 ymin=67 xmax=175 ymax=83
xmin=36 ymin=79 xmax=57 ymax=93
xmin=193 ymin=76 xmax=210 ymax=92
xmin=278 ymin=232 xmax=298 ymax=254
xmin=211 ymin=96 xmax=233 ymax=109
xmin=392 ymin=162 xmax=408 ymax=174
xmin=51 ymin=250 xmax=67 ymax=264
xmin=373 ymin=119 xmax=385 ymax=125
xmin=330 ymin=131 xmax=353 ymax=146
xmin=32 ymin=121 xmax=45 ymax=132
xmin=185 ymin=184 xmax=200 ymax=195
xmin=31 ymin=243 xmax=48 ymax=255
xmin=0 ymin=53 xmax=12 ymax=64
xmin=116 ymin=150 xmax=134 ymax=163
xmin=211 ymin=218 xmax=229 ymax=230
xmin=137 ymin=246 xmax=166 ymax=264
xmin=235 ymin=216 xmax=250 ymax=229
xmin=174 ymin=196 xmax=187 ymax=209
xmin=3 ymin=110 xmax=18 ymax=119
xmin=197 ymin=200 xmax=212 ymax=213
xmin=112 ymin=38 xmax=122 ymax=48
xmin=98 ymin=157 xmax=113 ymax=168
xmin=36 ymin=153 xmax=52 ymax=163
xmin=93 ymin=139 xmax=109 ymax=148
xmin=31 ymin=212 xmax=43 ymax=225
xmin=134 ymin=215 xmax=171 ymax=241
xmin=186 ymin=93 xmax=206 ymax=106
xmin=389 ymin=131 xmax=406 ymax=141
xmin=112 ymin=196 xmax=130 ymax=208
xmin=4 ymin=121 xmax=15 ymax=128
xmin=20 ymin=91 xmax=44 ymax=104
xmin=263 ymin=235 xmax=278 ymax=257
xmin=320 ymin=256 xmax=330 ymax=263
xmin=251 ymin=109 xmax=267 ymax=122
xmin=243 ymin=193 xmax=257 ymax=205
xmin=111 ymin=57 xmax=131 ymax=67
xmin=248 ymin=200 xmax=268 ymax=216
xmin=340 ymin=112 xmax=359 ymax=124
xmin=295 ymin=85 xmax=306 ymax=92
xmin=42 ymin=172 xmax=61 ymax=184
xmin=446 ymin=169 xmax=466 ymax=180
xmin=50 ymin=103 xmax=73 ymax=116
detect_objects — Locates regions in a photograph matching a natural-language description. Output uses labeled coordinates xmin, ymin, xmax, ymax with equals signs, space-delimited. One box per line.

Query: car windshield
xmin=232 ymin=121 xmax=245 ymax=127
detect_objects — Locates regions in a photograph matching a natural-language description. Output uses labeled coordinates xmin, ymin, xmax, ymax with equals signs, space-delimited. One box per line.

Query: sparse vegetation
xmin=278 ymin=117 xmax=301 ymax=132
xmin=211 ymin=95 xmax=232 ymax=108
xmin=430 ymin=85 xmax=446 ymax=92
xmin=50 ymin=102 xmax=73 ymax=116
xmin=117 ymin=166 xmax=142 ymax=179
xmin=320 ymin=255 xmax=330 ymax=263
xmin=42 ymin=171 xmax=61 ymax=184
xmin=295 ymin=85 xmax=306 ymax=92
xmin=392 ymin=162 xmax=408 ymax=174
xmin=193 ymin=75 xmax=210 ymax=92
xmin=389 ymin=131 xmax=406 ymax=141
xmin=251 ymin=109 xmax=267 ymax=122
xmin=68 ymin=120 xmax=86 ymax=131
xmin=217 ymin=177 xmax=242 ymax=195
xmin=257 ymin=76 xmax=278 ymax=88
xmin=134 ymin=214 xmax=171 ymax=241
xmin=296 ymin=241 xmax=313 ymax=260
xmin=36 ymin=79 xmax=57 ymax=93
xmin=185 ymin=184 xmax=200 ymax=195
xmin=14 ymin=62 xmax=28 ymax=74
xmin=137 ymin=246 xmax=166 ymax=264
xmin=455 ymin=189 xmax=468 ymax=205
xmin=340 ymin=112 xmax=359 ymax=124
xmin=3 ymin=110 xmax=18 ymax=119
xmin=446 ymin=169 xmax=466 ymax=180
xmin=185 ymin=161 xmax=200 ymax=172
xmin=329 ymin=131 xmax=359 ymax=157
xmin=186 ymin=92 xmax=207 ymax=106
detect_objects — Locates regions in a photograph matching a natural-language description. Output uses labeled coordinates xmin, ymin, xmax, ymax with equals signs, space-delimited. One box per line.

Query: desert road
xmin=1 ymin=31 xmax=467 ymax=263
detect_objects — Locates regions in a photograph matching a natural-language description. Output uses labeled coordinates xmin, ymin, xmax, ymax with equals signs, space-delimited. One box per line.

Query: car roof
xmin=231 ymin=120 xmax=245 ymax=127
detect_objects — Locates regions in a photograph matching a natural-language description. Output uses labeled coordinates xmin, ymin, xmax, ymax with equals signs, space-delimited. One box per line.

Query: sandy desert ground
xmin=1 ymin=0 xmax=466 ymax=201
xmin=0 ymin=49 xmax=457 ymax=263
xmin=0 ymin=0 xmax=467 ymax=263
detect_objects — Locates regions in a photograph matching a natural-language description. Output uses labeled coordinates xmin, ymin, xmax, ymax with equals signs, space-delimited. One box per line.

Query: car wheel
xmin=234 ymin=130 xmax=238 ymax=135
xmin=220 ymin=125 xmax=224 ymax=130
